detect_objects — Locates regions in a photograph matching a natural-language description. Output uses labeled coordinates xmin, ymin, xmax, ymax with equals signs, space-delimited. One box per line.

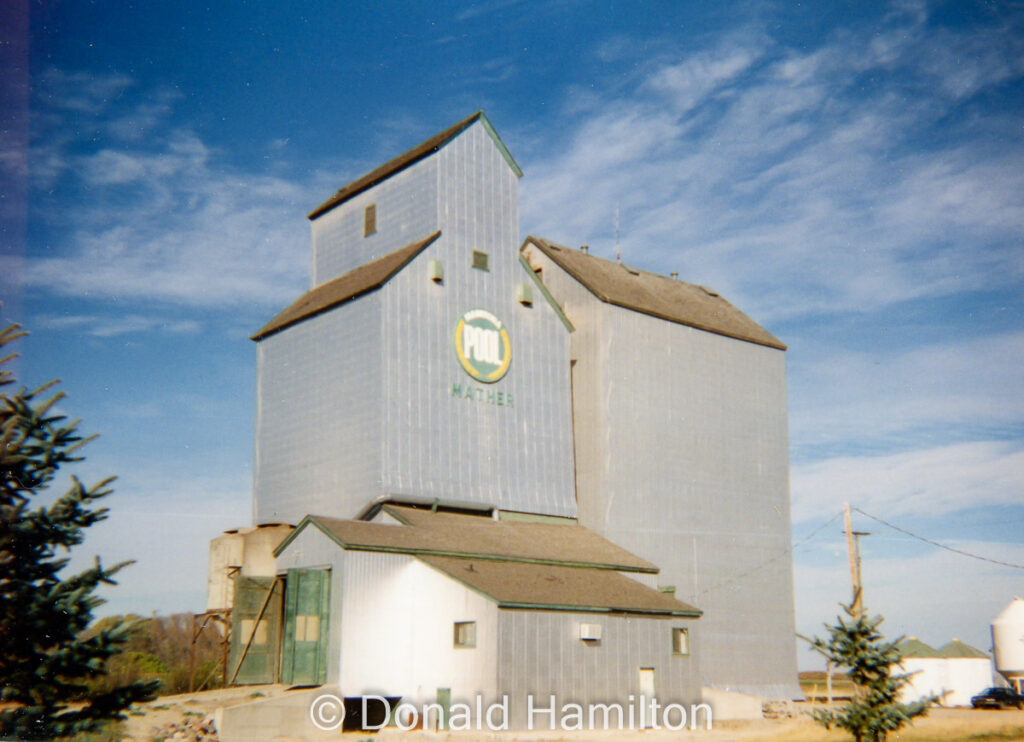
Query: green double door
xmin=281 ymin=568 xmax=331 ymax=686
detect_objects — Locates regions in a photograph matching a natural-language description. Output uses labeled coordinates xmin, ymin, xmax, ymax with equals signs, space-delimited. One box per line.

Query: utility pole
xmin=843 ymin=502 xmax=870 ymax=616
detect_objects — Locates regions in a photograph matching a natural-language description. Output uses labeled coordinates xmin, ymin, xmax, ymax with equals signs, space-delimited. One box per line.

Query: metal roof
xmin=275 ymin=504 xmax=657 ymax=573
xmin=420 ymin=555 xmax=701 ymax=617
xmin=251 ymin=231 xmax=441 ymax=341
xmin=523 ymin=236 xmax=786 ymax=351
xmin=897 ymin=637 xmax=941 ymax=658
xmin=937 ymin=639 xmax=990 ymax=659
xmin=308 ymin=111 xmax=523 ymax=220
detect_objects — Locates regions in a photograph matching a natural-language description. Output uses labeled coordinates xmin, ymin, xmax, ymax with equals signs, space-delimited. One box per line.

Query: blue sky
xmin=2 ymin=1 xmax=1023 ymax=670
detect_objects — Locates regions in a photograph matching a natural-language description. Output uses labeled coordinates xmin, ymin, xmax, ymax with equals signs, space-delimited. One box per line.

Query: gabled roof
xmin=308 ymin=111 xmax=523 ymax=220
xmin=897 ymin=637 xmax=941 ymax=658
xmin=275 ymin=504 xmax=657 ymax=573
xmin=523 ymin=236 xmax=786 ymax=351
xmin=420 ymin=555 xmax=701 ymax=617
xmin=274 ymin=504 xmax=701 ymax=618
xmin=938 ymin=639 xmax=989 ymax=659
xmin=251 ymin=231 xmax=441 ymax=341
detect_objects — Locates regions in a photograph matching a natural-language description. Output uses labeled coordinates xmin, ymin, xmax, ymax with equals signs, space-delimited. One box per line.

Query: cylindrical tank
xmin=992 ymin=597 xmax=1024 ymax=693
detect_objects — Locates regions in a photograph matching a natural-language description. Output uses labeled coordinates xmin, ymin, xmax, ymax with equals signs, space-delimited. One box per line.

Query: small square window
xmin=241 ymin=618 xmax=269 ymax=645
xmin=364 ymin=203 xmax=377 ymax=236
xmin=454 ymin=621 xmax=477 ymax=648
xmin=672 ymin=627 xmax=689 ymax=656
xmin=471 ymin=250 xmax=489 ymax=271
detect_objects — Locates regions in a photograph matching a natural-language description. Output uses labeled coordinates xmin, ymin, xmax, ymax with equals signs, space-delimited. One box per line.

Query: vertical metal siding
xmin=379 ymin=121 xmax=576 ymax=516
xmin=338 ymin=552 xmax=499 ymax=707
xmin=311 ymin=157 xmax=439 ymax=286
xmin=525 ymin=243 xmax=799 ymax=699
xmin=496 ymin=609 xmax=701 ymax=728
xmin=253 ymin=295 xmax=382 ymax=524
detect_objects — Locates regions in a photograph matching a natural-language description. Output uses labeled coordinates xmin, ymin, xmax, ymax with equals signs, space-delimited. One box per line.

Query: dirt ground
xmin=119 ymin=690 xmax=1024 ymax=742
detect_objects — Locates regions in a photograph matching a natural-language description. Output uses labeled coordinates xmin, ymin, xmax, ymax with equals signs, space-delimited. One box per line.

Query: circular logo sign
xmin=454 ymin=309 xmax=511 ymax=383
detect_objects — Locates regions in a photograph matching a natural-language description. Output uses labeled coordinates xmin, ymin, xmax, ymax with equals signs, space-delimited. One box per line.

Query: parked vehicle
xmin=971 ymin=687 xmax=1024 ymax=709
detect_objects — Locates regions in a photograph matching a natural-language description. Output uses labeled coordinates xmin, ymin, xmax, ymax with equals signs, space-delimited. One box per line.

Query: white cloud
xmin=520 ymin=13 xmax=1024 ymax=324
xmin=38 ymin=313 xmax=201 ymax=337
xmin=22 ymin=132 xmax=322 ymax=308
xmin=789 ymin=331 xmax=1024 ymax=449
xmin=792 ymin=440 xmax=1024 ymax=523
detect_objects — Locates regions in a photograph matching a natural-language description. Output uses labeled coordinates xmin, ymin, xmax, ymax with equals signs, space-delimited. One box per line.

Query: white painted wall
xmin=338 ymin=552 xmax=499 ymax=709
xmin=900 ymin=658 xmax=994 ymax=706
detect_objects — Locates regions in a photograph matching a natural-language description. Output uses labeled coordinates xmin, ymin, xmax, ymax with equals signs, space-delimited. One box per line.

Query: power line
xmin=852 ymin=506 xmax=1024 ymax=570
xmin=698 ymin=510 xmax=844 ymax=596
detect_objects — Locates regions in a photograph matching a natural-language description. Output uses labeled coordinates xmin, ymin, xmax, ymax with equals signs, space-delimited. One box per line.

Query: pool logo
xmin=454 ymin=309 xmax=511 ymax=383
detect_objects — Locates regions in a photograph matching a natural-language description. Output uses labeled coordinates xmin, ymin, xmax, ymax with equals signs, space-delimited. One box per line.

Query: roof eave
xmin=308 ymin=111 xmax=522 ymax=221
xmin=523 ymin=236 xmax=787 ymax=352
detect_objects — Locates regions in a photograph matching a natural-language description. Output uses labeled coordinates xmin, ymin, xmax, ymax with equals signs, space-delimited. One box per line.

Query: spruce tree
xmin=809 ymin=596 xmax=931 ymax=742
xmin=0 ymin=324 xmax=158 ymax=739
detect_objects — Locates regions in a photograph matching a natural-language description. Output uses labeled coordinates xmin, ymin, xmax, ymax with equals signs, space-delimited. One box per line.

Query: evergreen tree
xmin=809 ymin=596 xmax=932 ymax=742
xmin=0 ymin=324 xmax=158 ymax=739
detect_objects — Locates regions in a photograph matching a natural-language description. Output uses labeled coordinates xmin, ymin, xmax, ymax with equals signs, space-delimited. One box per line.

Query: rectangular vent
xmin=472 ymin=250 xmax=489 ymax=271
xmin=429 ymin=259 xmax=444 ymax=282
xmin=364 ymin=203 xmax=376 ymax=236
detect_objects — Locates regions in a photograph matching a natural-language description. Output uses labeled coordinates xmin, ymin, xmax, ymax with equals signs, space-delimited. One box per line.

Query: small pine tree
xmin=0 ymin=324 xmax=159 ymax=739
xmin=809 ymin=596 xmax=932 ymax=742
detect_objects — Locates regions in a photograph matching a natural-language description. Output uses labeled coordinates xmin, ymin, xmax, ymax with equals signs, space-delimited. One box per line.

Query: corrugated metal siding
xmin=379 ymin=121 xmax=576 ymax=516
xmin=274 ymin=526 xmax=347 ymax=685
xmin=527 ymin=244 xmax=799 ymax=699
xmin=339 ymin=552 xmax=499 ymax=706
xmin=311 ymin=156 xmax=439 ymax=286
xmin=253 ymin=295 xmax=382 ymax=524
xmin=496 ymin=610 xmax=700 ymax=728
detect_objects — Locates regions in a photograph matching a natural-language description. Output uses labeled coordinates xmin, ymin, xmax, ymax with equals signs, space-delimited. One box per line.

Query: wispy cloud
xmin=520 ymin=10 xmax=1024 ymax=323
xmin=789 ymin=331 xmax=1024 ymax=452
xmin=37 ymin=313 xmax=201 ymax=337
xmin=792 ymin=440 xmax=1024 ymax=523
xmin=17 ymin=74 xmax=331 ymax=309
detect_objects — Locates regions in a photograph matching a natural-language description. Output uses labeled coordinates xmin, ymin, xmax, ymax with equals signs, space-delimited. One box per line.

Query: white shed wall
xmin=338 ymin=553 xmax=499 ymax=706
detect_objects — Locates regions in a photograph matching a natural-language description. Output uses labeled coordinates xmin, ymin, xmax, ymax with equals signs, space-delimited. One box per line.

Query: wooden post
xmin=844 ymin=502 xmax=859 ymax=613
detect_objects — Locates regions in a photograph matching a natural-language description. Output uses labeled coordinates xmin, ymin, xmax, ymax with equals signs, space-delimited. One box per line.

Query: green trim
xmin=273 ymin=514 xmax=317 ymax=557
xmin=479 ymin=112 xmax=523 ymax=177
xmin=343 ymin=543 xmax=657 ymax=573
xmin=498 ymin=510 xmax=578 ymax=525
xmin=415 ymin=560 xmax=701 ymax=618
xmin=518 ymin=253 xmax=574 ymax=332
xmin=497 ymin=602 xmax=703 ymax=618
xmin=274 ymin=515 xmax=657 ymax=573
xmin=379 ymin=504 xmax=414 ymax=525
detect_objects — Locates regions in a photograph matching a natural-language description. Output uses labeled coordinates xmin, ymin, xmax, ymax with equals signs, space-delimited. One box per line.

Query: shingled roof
xmin=308 ymin=111 xmax=522 ymax=220
xmin=523 ymin=236 xmax=785 ymax=350
xmin=274 ymin=504 xmax=700 ymax=618
xmin=420 ymin=555 xmax=701 ymax=617
xmin=275 ymin=504 xmax=657 ymax=573
xmin=251 ymin=231 xmax=441 ymax=341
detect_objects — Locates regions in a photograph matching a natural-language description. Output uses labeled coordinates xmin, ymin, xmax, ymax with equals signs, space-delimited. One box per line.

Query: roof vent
xmin=580 ymin=245 xmax=589 ymax=254
xmin=670 ymin=272 xmax=679 ymax=280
